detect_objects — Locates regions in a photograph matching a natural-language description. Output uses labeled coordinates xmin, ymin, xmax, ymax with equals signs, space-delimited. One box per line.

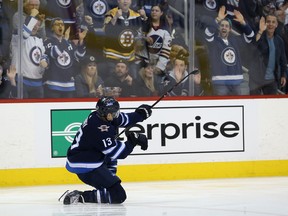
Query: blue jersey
xmin=44 ymin=0 xmax=78 ymax=24
xmin=81 ymin=0 xmax=117 ymax=28
xmin=66 ymin=110 xmax=143 ymax=174
xmin=43 ymin=36 xmax=86 ymax=91
xmin=204 ymin=20 xmax=254 ymax=85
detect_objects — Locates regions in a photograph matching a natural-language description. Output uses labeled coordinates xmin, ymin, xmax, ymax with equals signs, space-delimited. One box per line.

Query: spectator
xmin=138 ymin=4 xmax=172 ymax=75
xmin=196 ymin=1 xmax=258 ymax=96
xmin=102 ymin=0 xmax=148 ymax=80
xmin=75 ymin=0 xmax=117 ymax=61
xmin=166 ymin=0 xmax=185 ymax=29
xmin=216 ymin=0 xmax=260 ymax=86
xmin=75 ymin=55 xmax=104 ymax=98
xmin=195 ymin=0 xmax=220 ymax=36
xmin=168 ymin=44 xmax=189 ymax=69
xmin=1 ymin=0 xmax=17 ymax=24
xmin=134 ymin=61 xmax=159 ymax=97
xmin=0 ymin=65 xmax=17 ymax=99
xmin=250 ymin=14 xmax=287 ymax=95
xmin=274 ymin=3 xmax=288 ymax=55
xmin=43 ymin=17 xmax=87 ymax=98
xmin=43 ymin=0 xmax=80 ymax=40
xmin=160 ymin=50 xmax=200 ymax=96
xmin=259 ymin=0 xmax=278 ymax=17
xmin=204 ymin=6 xmax=254 ymax=96
xmin=0 ymin=0 xmax=16 ymax=69
xmin=275 ymin=2 xmax=288 ymax=93
xmin=132 ymin=0 xmax=168 ymax=18
xmin=76 ymin=0 xmax=117 ymax=29
xmin=12 ymin=0 xmax=46 ymax=39
xmin=10 ymin=8 xmax=48 ymax=98
xmin=104 ymin=59 xmax=137 ymax=97
xmin=166 ymin=9 xmax=187 ymax=48
xmin=195 ymin=0 xmax=220 ymax=96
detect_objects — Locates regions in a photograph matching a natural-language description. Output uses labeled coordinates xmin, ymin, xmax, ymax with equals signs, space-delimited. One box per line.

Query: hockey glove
xmin=135 ymin=104 xmax=152 ymax=120
xmin=126 ymin=132 xmax=148 ymax=151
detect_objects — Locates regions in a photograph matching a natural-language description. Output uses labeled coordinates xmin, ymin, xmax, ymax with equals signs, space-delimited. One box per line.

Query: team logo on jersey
xmin=29 ymin=46 xmax=43 ymax=66
xmin=98 ymin=125 xmax=110 ymax=132
xmin=203 ymin=0 xmax=218 ymax=11
xmin=148 ymin=35 xmax=163 ymax=54
xmin=56 ymin=51 xmax=72 ymax=68
xmin=90 ymin=0 xmax=108 ymax=17
xmin=161 ymin=78 xmax=170 ymax=86
xmin=227 ymin=0 xmax=240 ymax=7
xmin=119 ymin=30 xmax=134 ymax=48
xmin=56 ymin=0 xmax=72 ymax=8
xmin=221 ymin=47 xmax=236 ymax=66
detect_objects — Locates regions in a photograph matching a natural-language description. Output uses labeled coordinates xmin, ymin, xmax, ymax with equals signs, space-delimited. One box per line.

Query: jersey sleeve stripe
xmin=119 ymin=113 xmax=129 ymax=126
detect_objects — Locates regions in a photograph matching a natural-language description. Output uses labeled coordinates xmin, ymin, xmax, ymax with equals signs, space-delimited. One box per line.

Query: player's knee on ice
xmin=82 ymin=182 xmax=126 ymax=204
xmin=108 ymin=182 xmax=127 ymax=203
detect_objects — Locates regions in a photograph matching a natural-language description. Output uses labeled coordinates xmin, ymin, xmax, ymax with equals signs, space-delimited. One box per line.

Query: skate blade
xmin=58 ymin=190 xmax=69 ymax=202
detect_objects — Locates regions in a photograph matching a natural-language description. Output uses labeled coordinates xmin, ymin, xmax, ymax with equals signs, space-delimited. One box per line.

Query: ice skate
xmin=61 ymin=190 xmax=84 ymax=205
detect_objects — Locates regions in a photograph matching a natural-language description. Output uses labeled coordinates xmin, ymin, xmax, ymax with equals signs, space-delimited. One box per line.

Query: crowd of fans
xmin=196 ymin=0 xmax=288 ymax=95
xmin=0 ymin=0 xmax=288 ymax=99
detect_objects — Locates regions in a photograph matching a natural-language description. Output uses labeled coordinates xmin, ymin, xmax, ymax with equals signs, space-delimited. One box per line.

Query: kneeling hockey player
xmin=60 ymin=96 xmax=152 ymax=204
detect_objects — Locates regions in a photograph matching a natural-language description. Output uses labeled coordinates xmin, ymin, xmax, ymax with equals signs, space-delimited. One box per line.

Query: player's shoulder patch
xmin=98 ymin=125 xmax=110 ymax=132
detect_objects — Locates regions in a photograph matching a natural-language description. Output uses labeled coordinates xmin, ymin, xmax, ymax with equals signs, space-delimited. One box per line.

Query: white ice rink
xmin=1 ymin=177 xmax=288 ymax=216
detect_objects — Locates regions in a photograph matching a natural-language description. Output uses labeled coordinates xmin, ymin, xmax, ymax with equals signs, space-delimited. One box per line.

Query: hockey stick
xmin=150 ymin=69 xmax=199 ymax=108
xmin=115 ymin=69 xmax=199 ymax=139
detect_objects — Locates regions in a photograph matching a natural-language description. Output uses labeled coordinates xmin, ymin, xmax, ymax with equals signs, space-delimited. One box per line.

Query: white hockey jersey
xmin=138 ymin=26 xmax=172 ymax=71
xmin=11 ymin=16 xmax=47 ymax=79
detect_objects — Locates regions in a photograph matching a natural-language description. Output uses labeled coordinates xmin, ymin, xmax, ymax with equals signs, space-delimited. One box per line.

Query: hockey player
xmin=61 ymin=96 xmax=152 ymax=204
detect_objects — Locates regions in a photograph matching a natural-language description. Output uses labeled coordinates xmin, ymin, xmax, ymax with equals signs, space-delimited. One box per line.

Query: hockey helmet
xmin=96 ymin=96 xmax=120 ymax=119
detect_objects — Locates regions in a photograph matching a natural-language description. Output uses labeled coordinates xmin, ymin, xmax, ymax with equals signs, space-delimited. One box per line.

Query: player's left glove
xmin=135 ymin=104 xmax=152 ymax=120
xmin=126 ymin=131 xmax=148 ymax=151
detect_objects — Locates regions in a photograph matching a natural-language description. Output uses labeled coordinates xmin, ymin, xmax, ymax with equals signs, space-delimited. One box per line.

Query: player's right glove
xmin=135 ymin=104 xmax=152 ymax=120
xmin=126 ymin=132 xmax=148 ymax=151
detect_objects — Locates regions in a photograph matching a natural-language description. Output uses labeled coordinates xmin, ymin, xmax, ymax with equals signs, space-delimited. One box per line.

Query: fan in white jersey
xmin=137 ymin=4 xmax=172 ymax=75
xmin=10 ymin=8 xmax=48 ymax=98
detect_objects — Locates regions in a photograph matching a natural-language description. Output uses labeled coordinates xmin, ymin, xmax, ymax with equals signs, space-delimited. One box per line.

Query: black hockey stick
xmin=115 ymin=69 xmax=199 ymax=139
xmin=150 ymin=69 xmax=199 ymax=108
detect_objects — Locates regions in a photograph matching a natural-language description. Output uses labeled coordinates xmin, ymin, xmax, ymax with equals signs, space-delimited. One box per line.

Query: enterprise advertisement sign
xmin=51 ymin=106 xmax=244 ymax=157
